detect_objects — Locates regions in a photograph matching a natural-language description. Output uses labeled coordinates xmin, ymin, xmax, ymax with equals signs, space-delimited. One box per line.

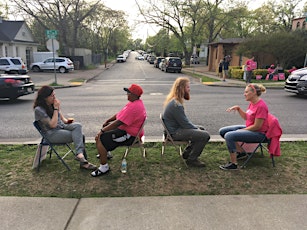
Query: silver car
xmin=30 ymin=57 xmax=74 ymax=73
xmin=284 ymin=67 xmax=307 ymax=95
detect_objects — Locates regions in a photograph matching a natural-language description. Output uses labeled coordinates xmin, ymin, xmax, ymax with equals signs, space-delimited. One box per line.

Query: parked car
xmin=0 ymin=73 xmax=35 ymax=100
xmin=30 ymin=57 xmax=74 ymax=73
xmin=284 ymin=67 xmax=307 ymax=95
xmin=0 ymin=57 xmax=28 ymax=74
xmin=135 ymin=55 xmax=145 ymax=60
xmin=159 ymin=59 xmax=165 ymax=70
xmin=148 ymin=55 xmax=156 ymax=64
xmin=116 ymin=55 xmax=126 ymax=63
xmin=154 ymin=57 xmax=164 ymax=68
xmin=190 ymin=55 xmax=200 ymax=64
xmin=161 ymin=57 xmax=182 ymax=73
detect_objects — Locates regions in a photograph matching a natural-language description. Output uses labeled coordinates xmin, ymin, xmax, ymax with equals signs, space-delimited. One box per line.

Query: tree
xmin=237 ymin=30 xmax=307 ymax=68
xmin=0 ymin=2 xmax=9 ymax=19
xmin=12 ymin=0 xmax=101 ymax=56
xmin=136 ymin=0 xmax=212 ymax=65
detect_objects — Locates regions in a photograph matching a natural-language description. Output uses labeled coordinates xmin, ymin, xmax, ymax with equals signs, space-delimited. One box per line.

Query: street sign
xmin=46 ymin=39 xmax=59 ymax=51
xmin=46 ymin=30 xmax=58 ymax=39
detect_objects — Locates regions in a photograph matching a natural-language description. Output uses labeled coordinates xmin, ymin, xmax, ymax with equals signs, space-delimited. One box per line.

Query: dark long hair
xmin=33 ymin=85 xmax=54 ymax=118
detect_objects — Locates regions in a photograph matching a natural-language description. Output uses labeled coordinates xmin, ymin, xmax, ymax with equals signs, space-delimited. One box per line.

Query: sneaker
xmin=186 ymin=159 xmax=206 ymax=167
xmin=182 ymin=146 xmax=192 ymax=160
xmin=237 ymin=152 xmax=247 ymax=160
xmin=219 ymin=162 xmax=238 ymax=170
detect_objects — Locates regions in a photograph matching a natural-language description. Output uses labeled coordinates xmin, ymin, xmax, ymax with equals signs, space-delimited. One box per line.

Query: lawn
xmin=1 ymin=142 xmax=306 ymax=198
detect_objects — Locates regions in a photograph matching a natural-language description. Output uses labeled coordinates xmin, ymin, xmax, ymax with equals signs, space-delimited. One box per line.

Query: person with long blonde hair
xmin=162 ymin=77 xmax=210 ymax=167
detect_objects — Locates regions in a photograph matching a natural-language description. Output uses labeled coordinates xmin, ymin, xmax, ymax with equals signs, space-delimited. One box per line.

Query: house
xmin=208 ymin=37 xmax=274 ymax=72
xmin=0 ymin=18 xmax=38 ymax=68
xmin=292 ymin=16 xmax=307 ymax=30
xmin=208 ymin=38 xmax=245 ymax=72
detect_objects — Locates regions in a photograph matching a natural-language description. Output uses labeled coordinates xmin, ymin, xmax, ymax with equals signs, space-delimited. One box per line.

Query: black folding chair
xmin=122 ymin=117 xmax=147 ymax=159
xmin=33 ymin=121 xmax=75 ymax=171
xmin=239 ymin=137 xmax=274 ymax=168
xmin=239 ymin=113 xmax=282 ymax=168
xmin=160 ymin=114 xmax=189 ymax=167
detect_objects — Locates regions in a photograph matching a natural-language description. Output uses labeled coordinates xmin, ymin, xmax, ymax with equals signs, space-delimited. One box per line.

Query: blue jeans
xmin=219 ymin=125 xmax=266 ymax=153
xmin=172 ymin=127 xmax=210 ymax=160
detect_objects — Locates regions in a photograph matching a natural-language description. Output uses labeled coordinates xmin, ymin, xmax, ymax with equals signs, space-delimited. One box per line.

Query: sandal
xmin=80 ymin=162 xmax=97 ymax=170
xmin=75 ymin=155 xmax=88 ymax=163
xmin=91 ymin=168 xmax=110 ymax=177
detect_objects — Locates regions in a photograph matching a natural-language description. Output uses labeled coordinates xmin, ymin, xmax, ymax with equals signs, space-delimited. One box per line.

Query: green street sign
xmin=46 ymin=30 xmax=58 ymax=39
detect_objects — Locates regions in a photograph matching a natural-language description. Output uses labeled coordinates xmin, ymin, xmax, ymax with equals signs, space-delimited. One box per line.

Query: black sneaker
xmin=237 ymin=152 xmax=247 ymax=160
xmin=219 ymin=162 xmax=238 ymax=170
xmin=182 ymin=145 xmax=192 ymax=159
xmin=186 ymin=159 xmax=206 ymax=167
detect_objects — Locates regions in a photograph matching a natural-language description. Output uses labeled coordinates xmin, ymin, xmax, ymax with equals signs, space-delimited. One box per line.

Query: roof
xmin=0 ymin=20 xmax=27 ymax=42
xmin=209 ymin=38 xmax=245 ymax=45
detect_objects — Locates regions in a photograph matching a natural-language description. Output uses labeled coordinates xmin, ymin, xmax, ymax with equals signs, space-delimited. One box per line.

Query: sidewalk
xmin=1 ymin=195 xmax=306 ymax=230
xmin=2 ymin=63 xmax=306 ymax=230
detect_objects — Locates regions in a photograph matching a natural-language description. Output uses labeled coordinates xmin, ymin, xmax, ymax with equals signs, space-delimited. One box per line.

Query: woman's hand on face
xmin=54 ymin=98 xmax=60 ymax=109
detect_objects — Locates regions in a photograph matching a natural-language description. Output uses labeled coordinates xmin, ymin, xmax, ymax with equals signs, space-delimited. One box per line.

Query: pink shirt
xmin=116 ymin=99 xmax=146 ymax=136
xmin=245 ymin=99 xmax=269 ymax=133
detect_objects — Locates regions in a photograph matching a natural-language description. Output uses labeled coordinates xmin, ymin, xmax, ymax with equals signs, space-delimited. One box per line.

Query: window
xmin=10 ymin=59 xmax=22 ymax=65
xmin=0 ymin=59 xmax=10 ymax=65
xmin=296 ymin=21 xmax=300 ymax=29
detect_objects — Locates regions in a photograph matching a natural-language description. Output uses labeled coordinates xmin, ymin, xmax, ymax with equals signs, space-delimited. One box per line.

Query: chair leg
xmin=271 ymin=154 xmax=275 ymax=167
xmin=49 ymin=146 xmax=71 ymax=171
xmin=241 ymin=144 xmax=261 ymax=168
xmin=37 ymin=144 xmax=43 ymax=172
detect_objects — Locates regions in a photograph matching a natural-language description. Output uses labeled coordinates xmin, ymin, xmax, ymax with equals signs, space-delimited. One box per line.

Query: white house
xmin=0 ymin=18 xmax=39 ymax=68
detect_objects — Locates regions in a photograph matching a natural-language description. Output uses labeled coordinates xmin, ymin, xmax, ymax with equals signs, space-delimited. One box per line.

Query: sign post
xmin=46 ymin=30 xmax=59 ymax=84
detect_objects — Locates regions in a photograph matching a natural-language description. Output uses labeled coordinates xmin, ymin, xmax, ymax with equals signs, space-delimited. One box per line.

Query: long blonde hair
xmin=163 ymin=77 xmax=190 ymax=107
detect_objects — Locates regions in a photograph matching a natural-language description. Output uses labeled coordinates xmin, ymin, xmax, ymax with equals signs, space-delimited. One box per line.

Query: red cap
xmin=124 ymin=84 xmax=143 ymax=97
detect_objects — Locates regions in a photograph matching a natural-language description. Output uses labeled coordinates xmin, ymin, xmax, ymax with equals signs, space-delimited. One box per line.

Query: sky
xmin=102 ymin=0 xmax=273 ymax=40
xmin=103 ymin=0 xmax=306 ymax=41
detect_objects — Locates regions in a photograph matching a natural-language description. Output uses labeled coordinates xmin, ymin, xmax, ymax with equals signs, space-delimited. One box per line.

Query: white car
xmin=30 ymin=57 xmax=74 ymax=73
xmin=0 ymin=57 xmax=28 ymax=74
xmin=117 ymin=55 xmax=126 ymax=63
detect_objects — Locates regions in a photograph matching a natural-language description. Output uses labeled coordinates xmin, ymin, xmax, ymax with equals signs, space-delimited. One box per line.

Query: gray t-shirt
xmin=34 ymin=106 xmax=64 ymax=135
xmin=163 ymin=99 xmax=197 ymax=135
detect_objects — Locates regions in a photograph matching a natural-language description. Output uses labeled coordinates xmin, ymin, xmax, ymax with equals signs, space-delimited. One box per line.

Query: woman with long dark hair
xmin=33 ymin=85 xmax=96 ymax=170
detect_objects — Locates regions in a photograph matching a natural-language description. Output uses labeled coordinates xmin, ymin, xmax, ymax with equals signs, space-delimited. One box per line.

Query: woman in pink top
xmin=219 ymin=84 xmax=269 ymax=170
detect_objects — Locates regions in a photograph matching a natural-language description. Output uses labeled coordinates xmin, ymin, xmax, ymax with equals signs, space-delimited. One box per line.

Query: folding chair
xmin=122 ymin=117 xmax=147 ymax=159
xmin=160 ymin=114 xmax=189 ymax=166
xmin=33 ymin=121 xmax=75 ymax=171
xmin=239 ymin=137 xmax=274 ymax=168
xmin=239 ymin=114 xmax=282 ymax=168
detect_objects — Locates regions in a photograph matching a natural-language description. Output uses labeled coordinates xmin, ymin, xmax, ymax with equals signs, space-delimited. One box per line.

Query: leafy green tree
xmin=237 ymin=30 xmax=307 ymax=68
xmin=136 ymin=0 xmax=211 ymax=65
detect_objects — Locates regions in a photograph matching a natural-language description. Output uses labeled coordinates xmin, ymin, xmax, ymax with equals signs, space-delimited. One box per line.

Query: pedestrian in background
xmin=222 ymin=56 xmax=231 ymax=82
xmin=218 ymin=59 xmax=223 ymax=78
xmin=245 ymin=56 xmax=255 ymax=84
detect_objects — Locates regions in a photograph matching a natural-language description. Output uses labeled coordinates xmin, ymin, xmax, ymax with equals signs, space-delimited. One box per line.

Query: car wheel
xmin=59 ymin=67 xmax=66 ymax=73
xmin=32 ymin=66 xmax=41 ymax=72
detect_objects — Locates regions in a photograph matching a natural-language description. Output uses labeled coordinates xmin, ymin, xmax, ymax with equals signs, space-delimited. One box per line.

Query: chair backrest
xmin=160 ymin=113 xmax=171 ymax=141
xmin=130 ymin=117 xmax=147 ymax=145
xmin=33 ymin=120 xmax=51 ymax=144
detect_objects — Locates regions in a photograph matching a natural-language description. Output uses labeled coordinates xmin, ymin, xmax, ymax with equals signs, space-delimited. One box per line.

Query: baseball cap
xmin=123 ymin=84 xmax=143 ymax=97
